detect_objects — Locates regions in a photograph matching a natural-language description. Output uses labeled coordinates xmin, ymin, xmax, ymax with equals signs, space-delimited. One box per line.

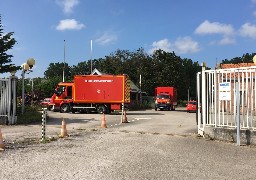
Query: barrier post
xmin=41 ymin=108 xmax=47 ymax=141
xmin=101 ymin=113 xmax=107 ymax=128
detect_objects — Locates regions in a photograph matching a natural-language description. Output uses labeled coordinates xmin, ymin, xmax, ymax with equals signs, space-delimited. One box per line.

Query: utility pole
xmin=90 ymin=40 xmax=93 ymax=74
xmin=63 ymin=40 xmax=66 ymax=82
xmin=139 ymin=74 xmax=142 ymax=103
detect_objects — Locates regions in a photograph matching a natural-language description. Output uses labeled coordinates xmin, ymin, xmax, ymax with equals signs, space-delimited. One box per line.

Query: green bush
xmin=17 ymin=105 xmax=45 ymax=124
xmin=129 ymin=100 xmax=153 ymax=110
xmin=178 ymin=100 xmax=190 ymax=107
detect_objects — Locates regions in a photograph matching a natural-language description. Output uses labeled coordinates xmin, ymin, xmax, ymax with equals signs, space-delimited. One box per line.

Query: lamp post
xmin=31 ymin=78 xmax=34 ymax=98
xmin=21 ymin=58 xmax=35 ymax=114
xmin=27 ymin=78 xmax=34 ymax=101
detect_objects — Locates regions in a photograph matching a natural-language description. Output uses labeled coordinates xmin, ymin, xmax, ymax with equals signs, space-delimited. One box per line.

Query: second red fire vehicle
xmin=154 ymin=86 xmax=177 ymax=111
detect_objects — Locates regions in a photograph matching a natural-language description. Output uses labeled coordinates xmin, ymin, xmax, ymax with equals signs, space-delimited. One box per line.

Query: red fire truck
xmin=48 ymin=74 xmax=130 ymax=114
xmin=154 ymin=86 xmax=177 ymax=111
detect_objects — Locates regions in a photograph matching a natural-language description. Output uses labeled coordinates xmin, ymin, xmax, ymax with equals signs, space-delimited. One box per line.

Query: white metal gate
xmin=197 ymin=66 xmax=256 ymax=135
xmin=0 ymin=76 xmax=18 ymax=125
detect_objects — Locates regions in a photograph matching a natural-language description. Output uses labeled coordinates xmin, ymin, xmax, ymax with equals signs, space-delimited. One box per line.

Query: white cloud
xmin=148 ymin=37 xmax=200 ymax=54
xmin=195 ymin=20 xmax=234 ymax=35
xmin=194 ymin=20 xmax=236 ymax=45
xmin=239 ymin=23 xmax=256 ymax=39
xmin=95 ymin=32 xmax=118 ymax=45
xmin=56 ymin=19 xmax=85 ymax=31
xmin=56 ymin=0 xmax=79 ymax=14
xmin=219 ymin=36 xmax=236 ymax=45
xmin=148 ymin=39 xmax=172 ymax=54
xmin=174 ymin=37 xmax=200 ymax=54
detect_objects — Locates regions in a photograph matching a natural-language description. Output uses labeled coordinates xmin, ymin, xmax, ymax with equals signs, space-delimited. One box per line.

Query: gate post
xmin=8 ymin=76 xmax=18 ymax=125
xmin=235 ymin=82 xmax=241 ymax=146
xmin=7 ymin=77 xmax=11 ymax=125
xmin=201 ymin=63 xmax=206 ymax=131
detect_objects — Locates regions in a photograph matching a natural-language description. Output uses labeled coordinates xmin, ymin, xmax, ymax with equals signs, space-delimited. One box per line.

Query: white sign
xmin=219 ymin=82 xmax=231 ymax=91
xmin=219 ymin=91 xmax=231 ymax=101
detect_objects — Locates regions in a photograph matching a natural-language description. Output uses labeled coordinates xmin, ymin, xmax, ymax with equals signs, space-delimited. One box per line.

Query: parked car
xmin=186 ymin=100 xmax=197 ymax=113
xmin=40 ymin=98 xmax=51 ymax=106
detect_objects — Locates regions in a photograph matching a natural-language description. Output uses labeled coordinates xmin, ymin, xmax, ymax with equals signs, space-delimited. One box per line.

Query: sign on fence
xmin=219 ymin=82 xmax=231 ymax=101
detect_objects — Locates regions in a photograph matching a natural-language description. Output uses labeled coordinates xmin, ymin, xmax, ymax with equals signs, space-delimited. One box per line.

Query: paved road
xmin=1 ymin=107 xmax=198 ymax=142
xmin=1 ymin=108 xmax=256 ymax=180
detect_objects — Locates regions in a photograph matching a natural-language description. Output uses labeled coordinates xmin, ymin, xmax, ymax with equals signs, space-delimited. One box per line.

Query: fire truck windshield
xmin=156 ymin=94 xmax=170 ymax=99
xmin=55 ymin=86 xmax=65 ymax=96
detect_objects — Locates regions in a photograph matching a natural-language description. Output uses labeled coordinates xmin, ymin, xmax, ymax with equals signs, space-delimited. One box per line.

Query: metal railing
xmin=197 ymin=66 xmax=256 ymax=134
xmin=0 ymin=76 xmax=18 ymax=125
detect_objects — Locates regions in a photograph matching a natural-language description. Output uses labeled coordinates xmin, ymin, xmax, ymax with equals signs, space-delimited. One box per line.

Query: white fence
xmin=0 ymin=76 xmax=18 ymax=125
xmin=197 ymin=66 xmax=256 ymax=135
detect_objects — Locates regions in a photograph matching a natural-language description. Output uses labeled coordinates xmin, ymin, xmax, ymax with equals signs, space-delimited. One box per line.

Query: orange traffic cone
xmin=122 ymin=110 xmax=129 ymax=123
xmin=60 ymin=118 xmax=68 ymax=138
xmin=0 ymin=128 xmax=5 ymax=150
xmin=101 ymin=113 xmax=107 ymax=128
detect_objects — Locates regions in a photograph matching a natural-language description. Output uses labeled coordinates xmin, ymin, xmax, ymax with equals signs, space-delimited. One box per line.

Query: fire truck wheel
xmin=60 ymin=104 xmax=70 ymax=113
xmin=47 ymin=105 xmax=53 ymax=111
xmin=97 ymin=105 xmax=107 ymax=114
xmin=71 ymin=109 xmax=76 ymax=114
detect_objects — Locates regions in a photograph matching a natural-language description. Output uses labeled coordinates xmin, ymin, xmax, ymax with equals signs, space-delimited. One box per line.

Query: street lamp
xmin=21 ymin=58 xmax=35 ymax=114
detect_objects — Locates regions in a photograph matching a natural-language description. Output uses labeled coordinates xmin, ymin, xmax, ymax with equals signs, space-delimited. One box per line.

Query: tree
xmin=178 ymin=58 xmax=201 ymax=100
xmin=221 ymin=53 xmax=255 ymax=64
xmin=0 ymin=15 xmax=20 ymax=73
xmin=100 ymin=49 xmax=125 ymax=75
xmin=44 ymin=62 xmax=71 ymax=81
xmin=43 ymin=48 xmax=203 ymax=101
xmin=70 ymin=61 xmax=91 ymax=76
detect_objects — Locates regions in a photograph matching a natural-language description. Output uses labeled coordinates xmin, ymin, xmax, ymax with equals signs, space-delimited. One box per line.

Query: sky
xmin=1 ymin=0 xmax=256 ymax=78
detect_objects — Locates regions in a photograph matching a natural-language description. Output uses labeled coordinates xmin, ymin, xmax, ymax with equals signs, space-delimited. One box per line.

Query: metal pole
xmin=31 ymin=78 xmax=34 ymax=104
xmin=121 ymin=103 xmax=124 ymax=124
xmin=63 ymin=40 xmax=66 ymax=82
xmin=21 ymin=70 xmax=25 ymax=115
xmin=201 ymin=65 xmax=206 ymax=129
xmin=236 ymin=82 xmax=240 ymax=146
xmin=91 ymin=40 xmax=93 ymax=74
xmin=188 ymin=88 xmax=190 ymax=101
xmin=139 ymin=74 xmax=142 ymax=103
xmin=31 ymin=79 xmax=34 ymax=98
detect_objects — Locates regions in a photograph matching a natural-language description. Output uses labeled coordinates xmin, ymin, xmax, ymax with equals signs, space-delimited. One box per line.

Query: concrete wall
xmin=204 ymin=126 xmax=256 ymax=145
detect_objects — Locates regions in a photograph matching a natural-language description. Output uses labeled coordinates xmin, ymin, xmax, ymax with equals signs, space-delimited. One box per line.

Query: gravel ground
xmin=1 ymin=109 xmax=256 ymax=180
xmin=1 ymin=129 xmax=256 ymax=180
